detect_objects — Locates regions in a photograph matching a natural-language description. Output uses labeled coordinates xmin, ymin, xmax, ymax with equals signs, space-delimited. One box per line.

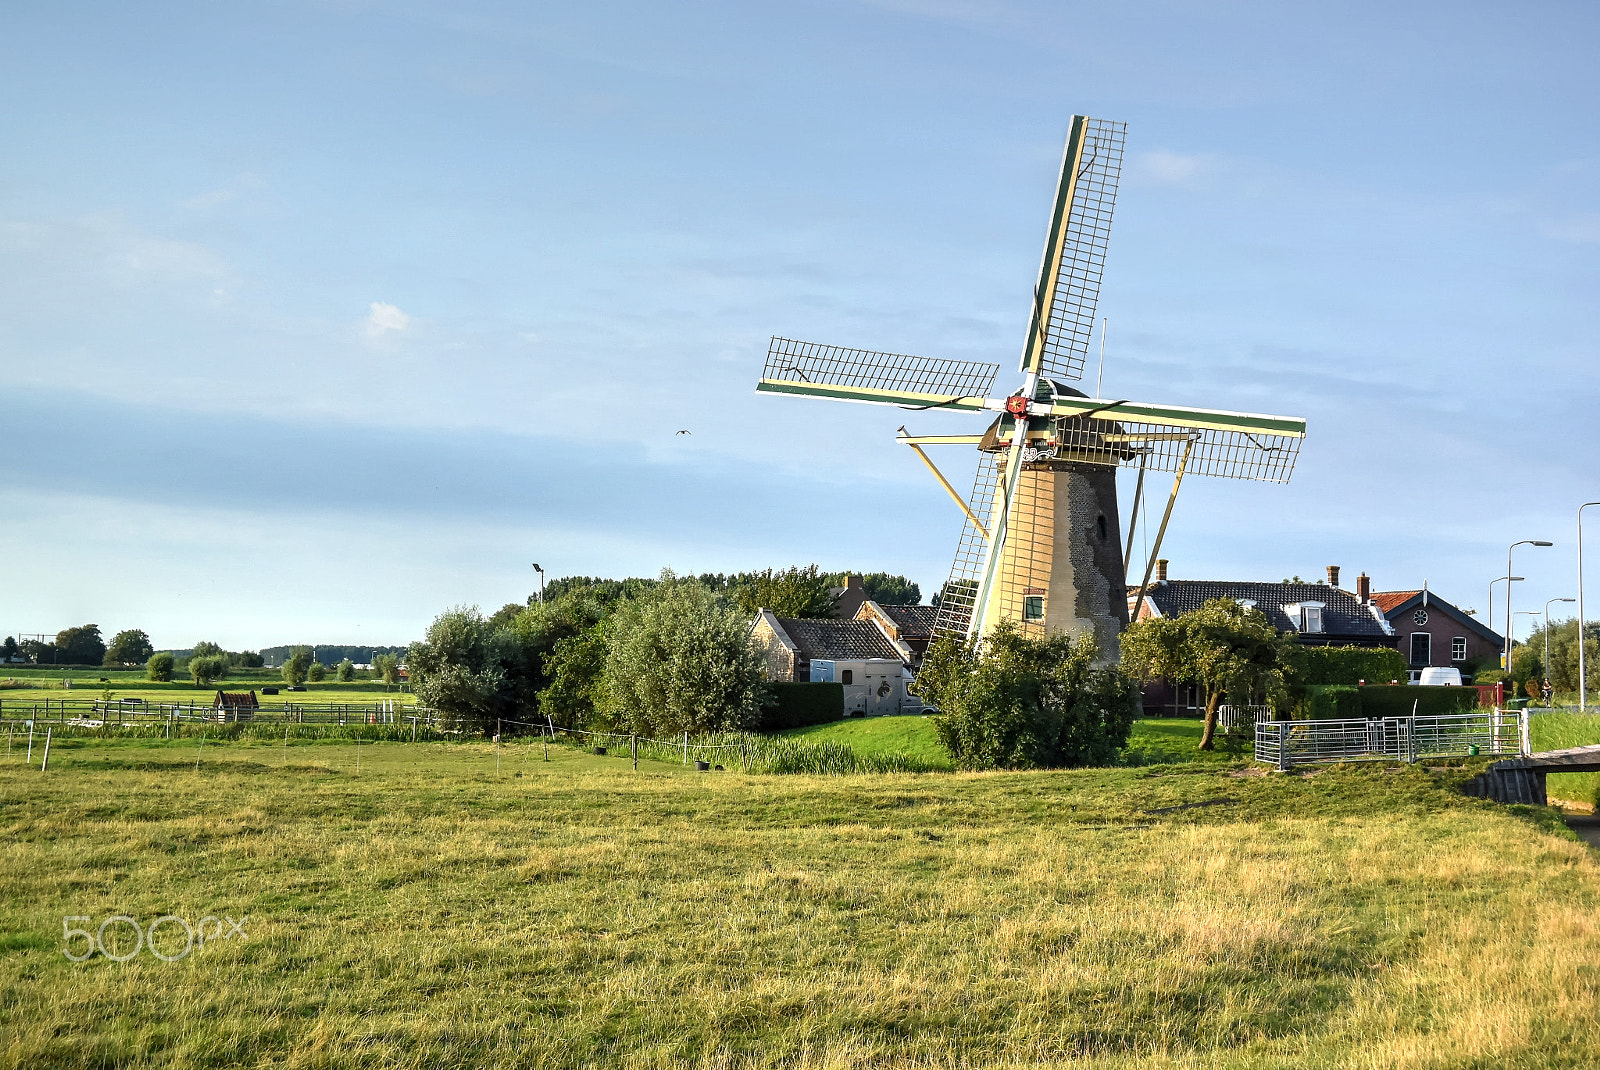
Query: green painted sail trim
xmin=1047 ymin=397 xmax=1306 ymax=437
xmin=1020 ymin=115 xmax=1088 ymax=377
xmin=756 ymin=379 xmax=990 ymax=412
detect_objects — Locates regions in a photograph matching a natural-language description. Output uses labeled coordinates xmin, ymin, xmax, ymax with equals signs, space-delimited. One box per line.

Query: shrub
xmin=919 ymin=624 xmax=1138 ymax=770
xmin=408 ymin=607 xmax=525 ymax=733
xmin=336 ymin=659 xmax=355 ymax=682
xmin=189 ymin=655 xmax=226 ymax=687
xmin=599 ymin=579 xmax=767 ymax=736
xmin=1357 ymin=685 xmax=1477 ymax=719
xmin=1305 ymin=684 xmax=1362 ymax=720
xmin=1297 ymin=646 xmax=1410 ymax=686
xmin=307 ymin=661 xmax=327 ymax=682
xmin=282 ymin=648 xmax=313 ymax=686
xmin=760 ymin=682 xmax=844 ymax=732
xmin=146 ymin=652 xmax=174 ymax=682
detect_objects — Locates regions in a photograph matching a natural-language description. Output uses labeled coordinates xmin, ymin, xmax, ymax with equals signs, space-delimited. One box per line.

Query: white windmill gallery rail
xmin=757 ymin=115 xmax=1306 ymax=655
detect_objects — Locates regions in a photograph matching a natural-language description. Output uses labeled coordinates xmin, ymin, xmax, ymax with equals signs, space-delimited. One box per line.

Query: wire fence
xmin=0 ymin=697 xmax=421 ymax=727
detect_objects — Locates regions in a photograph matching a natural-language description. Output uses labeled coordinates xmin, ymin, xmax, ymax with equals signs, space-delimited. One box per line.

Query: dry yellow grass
xmin=1 ymin=735 xmax=1597 ymax=1068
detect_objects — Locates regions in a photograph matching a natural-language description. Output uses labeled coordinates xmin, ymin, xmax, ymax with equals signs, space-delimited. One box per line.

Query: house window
xmin=841 ymin=669 xmax=853 ymax=685
xmin=1452 ymin=636 xmax=1467 ymax=662
xmin=1302 ymin=605 xmax=1323 ymax=633
xmin=1023 ymin=595 xmax=1045 ymax=622
xmin=1410 ymin=632 xmax=1431 ymax=666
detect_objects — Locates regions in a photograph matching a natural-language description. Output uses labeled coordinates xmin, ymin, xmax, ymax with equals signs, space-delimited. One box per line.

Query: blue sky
xmin=2 ymin=0 xmax=1596 ymax=651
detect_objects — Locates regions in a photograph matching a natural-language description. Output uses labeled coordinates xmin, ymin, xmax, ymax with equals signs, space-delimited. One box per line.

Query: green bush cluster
xmin=1357 ymin=685 xmax=1479 ymax=718
xmin=1303 ymin=685 xmax=1362 ymax=720
xmin=760 ymin=682 xmax=844 ymax=731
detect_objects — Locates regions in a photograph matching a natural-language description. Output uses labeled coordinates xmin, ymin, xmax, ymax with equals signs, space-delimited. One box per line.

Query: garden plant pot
xmin=594 ymin=746 xmax=607 ymax=756
xmin=695 ymin=760 xmax=711 ymax=771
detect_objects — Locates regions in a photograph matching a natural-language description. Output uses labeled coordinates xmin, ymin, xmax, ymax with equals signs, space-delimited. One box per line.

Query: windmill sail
xmin=932 ymin=452 xmax=1001 ymax=638
xmin=759 ymin=337 xmax=1000 ymax=410
xmin=1021 ymin=117 xmax=1127 ymax=381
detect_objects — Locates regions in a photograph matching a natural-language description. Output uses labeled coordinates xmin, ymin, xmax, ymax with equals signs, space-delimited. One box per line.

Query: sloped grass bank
xmin=2 ymin=740 xmax=1598 ymax=1068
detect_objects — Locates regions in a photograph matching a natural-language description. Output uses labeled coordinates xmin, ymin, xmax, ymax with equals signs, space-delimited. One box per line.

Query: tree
xmin=190 ymin=654 xmax=226 ymax=687
xmin=147 ymin=652 xmax=175 ymax=682
xmin=917 ymin=624 xmax=1138 ymax=770
xmin=54 ymin=624 xmax=106 ymax=666
xmin=104 ymin=629 xmax=155 ymax=667
xmin=539 ymin=625 xmax=609 ymax=729
xmin=229 ymin=650 xmax=264 ymax=669
xmin=734 ymin=565 xmax=836 ymax=619
xmin=1521 ymin=619 xmax=1600 ymax=694
xmin=282 ymin=647 xmax=313 ymax=686
xmin=336 ymin=658 xmax=355 ymax=682
xmin=372 ymin=654 xmax=400 ymax=692
xmin=1 ymin=636 xmax=15 ymax=661
xmin=407 ymin=607 xmax=525 ymax=732
xmin=192 ymin=640 xmax=225 ymax=660
xmin=307 ymin=660 xmax=327 ymax=682
xmin=599 ymin=579 xmax=768 ymax=735
xmin=1121 ymin=597 xmax=1297 ymax=751
xmin=824 ymin=572 xmax=922 ymax=606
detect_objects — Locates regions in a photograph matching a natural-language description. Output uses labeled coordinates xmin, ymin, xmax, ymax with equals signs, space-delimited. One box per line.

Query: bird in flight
xmin=675 ymin=429 xmax=691 ymax=435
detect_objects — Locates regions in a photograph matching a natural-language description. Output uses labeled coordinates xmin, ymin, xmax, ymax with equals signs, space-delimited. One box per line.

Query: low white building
xmin=749 ymin=610 xmax=926 ymax=715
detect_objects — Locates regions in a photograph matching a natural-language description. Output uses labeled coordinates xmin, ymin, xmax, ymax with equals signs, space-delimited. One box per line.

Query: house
xmin=829 ymin=575 xmax=870 ymax=620
xmin=213 ymin=689 xmax=259 ymax=723
xmin=749 ymin=610 xmax=923 ymax=715
xmin=1369 ymin=587 xmax=1503 ymax=678
xmin=1128 ymin=562 xmax=1398 ymax=716
xmin=853 ymin=601 xmax=939 ymax=668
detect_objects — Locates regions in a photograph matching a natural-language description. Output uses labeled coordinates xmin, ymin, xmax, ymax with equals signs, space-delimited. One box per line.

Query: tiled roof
xmin=878 ymin=604 xmax=937 ymax=637
xmin=1370 ymin=590 xmax=1421 ymax=614
xmin=1139 ymin=581 xmax=1390 ymax=640
xmin=775 ymin=618 xmax=905 ymax=661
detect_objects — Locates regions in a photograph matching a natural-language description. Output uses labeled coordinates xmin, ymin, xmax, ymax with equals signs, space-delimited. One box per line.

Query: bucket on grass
xmin=594 ymin=746 xmax=607 ymax=756
xmin=695 ymin=760 xmax=711 ymax=771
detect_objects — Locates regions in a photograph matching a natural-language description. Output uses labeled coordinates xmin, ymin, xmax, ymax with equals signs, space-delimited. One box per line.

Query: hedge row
xmin=1298 ymin=646 xmax=1411 ymax=686
xmin=759 ymin=682 xmax=844 ymax=732
xmin=1301 ymin=684 xmax=1480 ymax=720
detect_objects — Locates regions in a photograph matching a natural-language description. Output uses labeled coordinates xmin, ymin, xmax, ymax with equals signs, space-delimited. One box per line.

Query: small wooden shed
xmin=213 ymin=689 xmax=259 ymax=723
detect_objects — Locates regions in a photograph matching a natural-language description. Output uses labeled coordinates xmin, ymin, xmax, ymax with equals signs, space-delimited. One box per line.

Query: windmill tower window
xmin=1023 ymin=595 xmax=1045 ymax=621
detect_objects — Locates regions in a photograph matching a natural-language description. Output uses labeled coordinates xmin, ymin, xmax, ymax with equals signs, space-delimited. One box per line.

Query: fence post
xmin=1519 ymin=707 xmax=1531 ymax=757
xmin=1276 ymin=722 xmax=1291 ymax=772
xmin=27 ymin=722 xmax=34 ymax=764
xmin=683 ymin=731 xmax=688 ymax=766
xmin=631 ymin=734 xmax=638 ymax=771
xmin=40 ymin=727 xmax=52 ymax=771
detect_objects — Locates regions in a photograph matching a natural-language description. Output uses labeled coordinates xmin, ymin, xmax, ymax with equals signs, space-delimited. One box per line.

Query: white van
xmin=1415 ymin=666 xmax=1463 ymax=686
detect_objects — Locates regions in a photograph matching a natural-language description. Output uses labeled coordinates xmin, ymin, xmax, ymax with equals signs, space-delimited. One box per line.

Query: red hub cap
xmin=1005 ymin=395 xmax=1030 ymax=417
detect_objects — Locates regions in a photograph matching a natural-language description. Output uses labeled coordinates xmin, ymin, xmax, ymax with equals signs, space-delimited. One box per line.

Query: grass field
xmin=3 ymin=732 xmax=1599 ymax=1068
xmin=1532 ymin=709 xmax=1600 ymax=807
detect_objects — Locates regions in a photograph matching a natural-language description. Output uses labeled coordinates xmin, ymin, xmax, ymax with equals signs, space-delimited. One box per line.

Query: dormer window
xmin=1287 ymin=601 xmax=1325 ymax=633
xmin=1236 ymin=599 xmax=1257 ymax=611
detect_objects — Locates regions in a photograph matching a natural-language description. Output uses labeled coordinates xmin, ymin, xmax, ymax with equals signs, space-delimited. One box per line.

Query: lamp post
xmin=1489 ymin=575 xmax=1523 ymax=637
xmin=531 ymin=563 xmax=545 ymax=603
xmin=1580 ymin=503 xmax=1600 ymax=711
xmin=1545 ymin=597 xmax=1576 ymax=700
xmin=1505 ymin=540 xmax=1553 ymax=673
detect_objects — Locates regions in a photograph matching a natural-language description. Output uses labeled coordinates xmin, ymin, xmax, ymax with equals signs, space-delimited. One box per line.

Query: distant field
xmin=2 ymin=734 xmax=1597 ymax=1068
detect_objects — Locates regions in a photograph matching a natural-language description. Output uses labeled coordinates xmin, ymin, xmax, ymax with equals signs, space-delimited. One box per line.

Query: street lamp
xmin=1489 ymin=575 xmax=1523 ymax=634
xmin=531 ymin=563 xmax=545 ymax=603
xmin=1545 ymin=597 xmax=1576 ymax=699
xmin=1506 ymin=540 xmax=1553 ymax=673
xmin=1580 ymin=503 xmax=1600 ymax=711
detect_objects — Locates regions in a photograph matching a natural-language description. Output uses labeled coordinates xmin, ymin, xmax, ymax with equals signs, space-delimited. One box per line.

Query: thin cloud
xmin=366 ymin=301 xmax=411 ymax=336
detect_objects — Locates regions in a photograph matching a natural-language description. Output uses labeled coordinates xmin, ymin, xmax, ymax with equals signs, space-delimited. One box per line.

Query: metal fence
xmin=1216 ymin=705 xmax=1272 ymax=730
xmin=0 ymin=697 xmax=426 ymax=727
xmin=1255 ymin=709 xmax=1527 ymax=770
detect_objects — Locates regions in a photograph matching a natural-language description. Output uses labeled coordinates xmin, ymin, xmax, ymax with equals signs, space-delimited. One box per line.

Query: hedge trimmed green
xmin=760 ymin=682 xmax=844 ymax=732
xmin=1357 ymin=685 xmax=1479 ymax=719
xmin=1305 ymin=685 xmax=1361 ymax=720
xmin=1297 ymin=646 xmax=1409 ymax=686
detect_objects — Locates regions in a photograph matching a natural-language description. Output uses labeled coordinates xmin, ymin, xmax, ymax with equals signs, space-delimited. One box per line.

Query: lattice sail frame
xmin=762 ymin=337 xmax=1000 ymax=405
xmin=1023 ymin=117 xmax=1127 ymax=382
xmin=931 ymin=453 xmax=999 ymax=638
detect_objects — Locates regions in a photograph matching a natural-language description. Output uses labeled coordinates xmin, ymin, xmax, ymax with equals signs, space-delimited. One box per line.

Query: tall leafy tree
xmin=281 ymin=647 xmax=313 ymax=686
xmin=146 ymin=652 xmax=175 ymax=682
xmin=372 ymin=654 xmax=401 ymax=691
xmin=54 ymin=625 xmax=106 ymax=666
xmin=599 ymin=578 xmax=767 ymax=735
xmin=336 ymin=658 xmax=356 ymax=682
xmin=189 ymin=655 xmax=226 ymax=687
xmin=104 ymin=629 xmax=154 ymax=667
xmin=1120 ymin=598 xmax=1297 ymax=750
xmin=735 ymin=565 xmax=836 ymax=619
xmin=407 ymin=607 xmax=526 ymax=732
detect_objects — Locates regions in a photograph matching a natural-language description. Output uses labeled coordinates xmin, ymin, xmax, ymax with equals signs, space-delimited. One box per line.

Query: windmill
xmin=756 ymin=116 xmax=1306 ymax=657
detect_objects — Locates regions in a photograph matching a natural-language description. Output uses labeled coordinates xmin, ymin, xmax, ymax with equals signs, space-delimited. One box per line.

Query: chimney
xmin=1155 ymin=559 xmax=1168 ymax=583
xmin=1326 ymin=565 xmax=1341 ymax=588
xmin=1356 ymin=572 xmax=1371 ymax=603
xmin=846 ymin=575 xmax=863 ymax=590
